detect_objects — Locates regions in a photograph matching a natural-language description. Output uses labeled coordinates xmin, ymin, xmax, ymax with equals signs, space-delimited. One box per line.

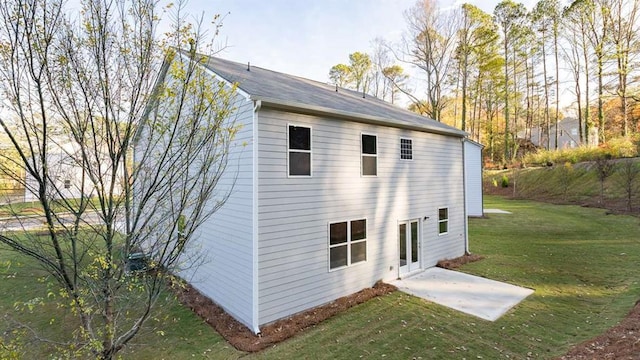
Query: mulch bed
xmin=437 ymin=253 xmax=484 ymax=269
xmin=558 ymin=300 xmax=640 ymax=359
xmin=173 ymin=280 xmax=397 ymax=352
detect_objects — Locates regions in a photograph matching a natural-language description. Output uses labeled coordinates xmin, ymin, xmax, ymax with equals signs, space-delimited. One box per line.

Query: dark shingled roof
xmin=198 ymin=54 xmax=466 ymax=137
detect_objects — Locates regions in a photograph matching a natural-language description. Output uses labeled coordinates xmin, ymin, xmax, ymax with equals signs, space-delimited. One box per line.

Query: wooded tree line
xmin=329 ymin=0 xmax=640 ymax=164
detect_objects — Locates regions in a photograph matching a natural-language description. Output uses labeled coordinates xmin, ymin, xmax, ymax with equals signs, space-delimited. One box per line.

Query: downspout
xmin=462 ymin=138 xmax=470 ymax=255
xmin=251 ymin=100 xmax=261 ymax=334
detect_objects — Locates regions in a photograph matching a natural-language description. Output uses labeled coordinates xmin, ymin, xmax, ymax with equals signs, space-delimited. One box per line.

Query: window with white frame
xmin=329 ymin=219 xmax=367 ymax=270
xmin=361 ymin=134 xmax=377 ymax=176
xmin=400 ymin=138 xmax=413 ymax=160
xmin=438 ymin=208 xmax=449 ymax=235
xmin=288 ymin=125 xmax=311 ymax=176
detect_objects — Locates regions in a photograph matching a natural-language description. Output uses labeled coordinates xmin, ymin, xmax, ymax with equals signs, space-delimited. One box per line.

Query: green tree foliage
xmin=381 ymin=65 xmax=409 ymax=104
xmin=329 ymin=63 xmax=351 ymax=88
xmin=328 ymin=52 xmax=372 ymax=93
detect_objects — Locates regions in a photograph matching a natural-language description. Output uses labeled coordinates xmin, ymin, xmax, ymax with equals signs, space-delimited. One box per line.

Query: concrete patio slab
xmin=484 ymin=208 xmax=512 ymax=214
xmin=391 ymin=267 xmax=533 ymax=321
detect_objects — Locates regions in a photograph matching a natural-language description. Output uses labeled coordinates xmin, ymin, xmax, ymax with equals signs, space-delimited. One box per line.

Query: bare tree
xmin=563 ymin=1 xmax=592 ymax=145
xmin=401 ymin=0 xmax=460 ymax=121
xmin=0 ymin=0 xmax=239 ymax=358
xmin=370 ymin=37 xmax=392 ymax=100
xmin=615 ymin=159 xmax=640 ymax=212
xmin=494 ymin=0 xmax=527 ymax=161
xmin=594 ymin=155 xmax=615 ymax=205
xmin=608 ymin=0 xmax=640 ymax=137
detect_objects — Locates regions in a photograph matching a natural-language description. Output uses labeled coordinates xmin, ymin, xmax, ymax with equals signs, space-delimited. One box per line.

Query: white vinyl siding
xmin=178 ymin=95 xmax=256 ymax=329
xmin=256 ymin=108 xmax=465 ymax=326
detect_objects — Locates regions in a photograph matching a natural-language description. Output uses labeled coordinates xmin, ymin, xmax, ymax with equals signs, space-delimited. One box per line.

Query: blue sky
xmin=187 ymin=0 xmax=536 ymax=85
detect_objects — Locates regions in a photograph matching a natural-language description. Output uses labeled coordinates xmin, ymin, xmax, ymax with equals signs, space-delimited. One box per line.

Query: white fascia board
xmin=252 ymin=96 xmax=468 ymax=138
xmin=176 ymin=52 xmax=252 ymax=100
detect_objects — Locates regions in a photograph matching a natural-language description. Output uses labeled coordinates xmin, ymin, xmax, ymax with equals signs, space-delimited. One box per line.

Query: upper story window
xmin=400 ymin=138 xmax=413 ymax=160
xmin=438 ymin=208 xmax=449 ymax=235
xmin=361 ymin=134 xmax=377 ymax=176
xmin=288 ymin=125 xmax=311 ymax=176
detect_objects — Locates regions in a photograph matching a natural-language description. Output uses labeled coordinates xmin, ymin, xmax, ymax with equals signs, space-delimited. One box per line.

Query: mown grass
xmin=2 ymin=196 xmax=640 ymax=359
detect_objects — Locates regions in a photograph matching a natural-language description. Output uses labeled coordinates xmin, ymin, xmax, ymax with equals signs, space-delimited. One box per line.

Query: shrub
xmin=601 ymin=136 xmax=639 ymax=158
xmin=501 ymin=175 xmax=509 ymax=188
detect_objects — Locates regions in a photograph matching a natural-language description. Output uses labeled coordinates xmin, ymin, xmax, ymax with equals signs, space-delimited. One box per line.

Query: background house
xmin=143 ymin=53 xmax=481 ymax=334
xmin=23 ymin=140 xmax=123 ymax=202
xmin=524 ymin=117 xmax=598 ymax=149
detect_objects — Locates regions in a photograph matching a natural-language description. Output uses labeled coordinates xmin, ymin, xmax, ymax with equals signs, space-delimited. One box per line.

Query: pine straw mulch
xmin=558 ymin=300 xmax=640 ymax=359
xmin=436 ymin=253 xmax=484 ymax=269
xmin=172 ymin=280 xmax=397 ymax=352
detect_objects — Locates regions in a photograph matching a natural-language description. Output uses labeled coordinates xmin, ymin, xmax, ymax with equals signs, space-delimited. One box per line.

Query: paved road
xmin=0 ymin=211 xmax=115 ymax=232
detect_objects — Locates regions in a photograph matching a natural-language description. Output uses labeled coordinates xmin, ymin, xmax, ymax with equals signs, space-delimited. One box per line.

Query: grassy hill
xmin=485 ymin=157 xmax=640 ymax=215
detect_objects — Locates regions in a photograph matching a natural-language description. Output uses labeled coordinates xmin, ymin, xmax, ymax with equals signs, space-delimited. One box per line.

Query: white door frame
xmin=398 ymin=219 xmax=421 ymax=277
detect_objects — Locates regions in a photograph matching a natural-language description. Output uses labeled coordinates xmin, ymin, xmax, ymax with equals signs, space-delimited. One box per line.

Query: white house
xmin=144 ymin=54 xmax=480 ymax=334
xmin=23 ymin=141 xmax=123 ymax=202
xmin=524 ymin=117 xmax=598 ymax=149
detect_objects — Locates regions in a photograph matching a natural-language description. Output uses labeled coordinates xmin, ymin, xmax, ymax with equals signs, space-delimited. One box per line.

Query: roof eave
xmin=252 ymin=96 xmax=467 ymax=138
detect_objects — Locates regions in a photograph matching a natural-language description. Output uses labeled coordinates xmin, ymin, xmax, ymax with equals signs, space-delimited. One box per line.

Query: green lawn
xmin=1 ymin=195 xmax=639 ymax=359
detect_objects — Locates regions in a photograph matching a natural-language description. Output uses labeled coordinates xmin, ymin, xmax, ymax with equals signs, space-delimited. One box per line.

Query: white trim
xmin=398 ymin=218 xmax=422 ymax=277
xmin=180 ymin=52 xmax=252 ymax=100
xmin=438 ymin=207 xmax=449 ymax=235
xmin=287 ymin=123 xmax=312 ymax=178
xmin=251 ymin=100 xmax=261 ymax=334
xmin=252 ymin=96 xmax=468 ymax=138
xmin=360 ymin=132 xmax=378 ymax=177
xmin=400 ymin=137 xmax=413 ymax=161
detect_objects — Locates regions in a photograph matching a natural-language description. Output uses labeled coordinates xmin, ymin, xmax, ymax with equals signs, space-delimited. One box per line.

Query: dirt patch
xmin=557 ymin=300 xmax=640 ymax=359
xmin=437 ymin=253 xmax=484 ymax=269
xmin=173 ymin=280 xmax=397 ymax=352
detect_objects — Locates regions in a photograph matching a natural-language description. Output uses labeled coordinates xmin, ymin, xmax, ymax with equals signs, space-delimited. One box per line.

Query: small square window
xmin=438 ymin=208 xmax=449 ymax=235
xmin=64 ymin=179 xmax=71 ymax=189
xmin=400 ymin=138 xmax=412 ymax=160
